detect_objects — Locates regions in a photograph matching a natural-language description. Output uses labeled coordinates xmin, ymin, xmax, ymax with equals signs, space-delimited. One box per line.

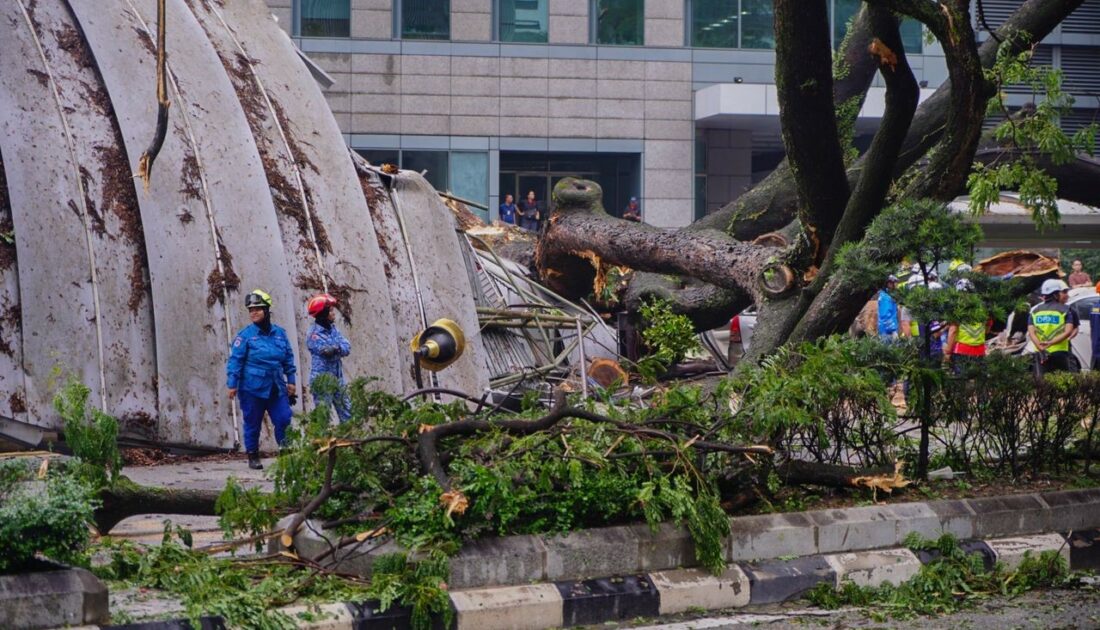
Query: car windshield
xmin=1074 ymin=296 xmax=1100 ymax=321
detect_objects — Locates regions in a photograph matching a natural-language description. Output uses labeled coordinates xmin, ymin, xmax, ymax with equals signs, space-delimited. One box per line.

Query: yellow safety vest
xmin=1030 ymin=302 xmax=1070 ymax=353
xmin=957 ymin=322 xmax=986 ymax=347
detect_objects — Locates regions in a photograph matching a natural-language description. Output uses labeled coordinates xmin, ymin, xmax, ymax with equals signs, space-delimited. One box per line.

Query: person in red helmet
xmin=306 ymin=293 xmax=352 ymax=422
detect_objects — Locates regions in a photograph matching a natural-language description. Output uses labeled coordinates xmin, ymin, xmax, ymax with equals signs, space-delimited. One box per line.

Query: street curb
xmin=273 ymin=488 xmax=1100 ymax=590
xmin=89 ymin=530 xmax=1099 ymax=630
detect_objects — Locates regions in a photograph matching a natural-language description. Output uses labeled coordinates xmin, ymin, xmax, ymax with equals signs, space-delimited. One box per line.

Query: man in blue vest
xmin=1028 ymin=279 xmax=1079 ymax=375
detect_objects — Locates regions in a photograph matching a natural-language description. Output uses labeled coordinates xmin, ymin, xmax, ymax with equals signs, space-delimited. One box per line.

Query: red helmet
xmin=307 ymin=293 xmax=338 ymax=316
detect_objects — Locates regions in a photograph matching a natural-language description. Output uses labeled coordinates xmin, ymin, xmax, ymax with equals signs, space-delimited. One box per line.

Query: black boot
xmin=247 ymin=452 xmax=263 ymax=470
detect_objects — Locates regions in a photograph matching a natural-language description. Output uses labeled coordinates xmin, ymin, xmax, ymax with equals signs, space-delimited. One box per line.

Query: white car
xmin=1000 ymin=286 xmax=1098 ymax=371
xmin=705 ymin=306 xmax=758 ymax=367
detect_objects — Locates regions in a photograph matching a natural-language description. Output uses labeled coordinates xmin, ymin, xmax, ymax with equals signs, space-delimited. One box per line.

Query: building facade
xmin=265 ymin=0 xmax=1099 ymax=227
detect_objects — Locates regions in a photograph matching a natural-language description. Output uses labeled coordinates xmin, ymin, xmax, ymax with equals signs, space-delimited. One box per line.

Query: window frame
xmin=397 ymin=0 xmax=452 ymax=41
xmin=496 ymin=0 xmax=550 ymax=43
xmin=590 ymin=0 xmax=646 ymax=47
xmin=293 ymin=0 xmax=352 ymax=38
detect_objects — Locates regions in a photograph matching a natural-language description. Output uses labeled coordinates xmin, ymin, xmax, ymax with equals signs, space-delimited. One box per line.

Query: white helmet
xmin=1041 ymin=278 xmax=1070 ymax=295
xmin=954 ymin=279 xmax=974 ymax=292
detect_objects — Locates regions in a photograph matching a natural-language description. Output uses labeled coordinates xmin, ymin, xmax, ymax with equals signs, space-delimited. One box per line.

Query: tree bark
xmin=536 ymin=179 xmax=793 ymax=301
xmin=776 ymin=460 xmax=897 ymax=489
xmin=95 ymin=477 xmax=222 ymax=533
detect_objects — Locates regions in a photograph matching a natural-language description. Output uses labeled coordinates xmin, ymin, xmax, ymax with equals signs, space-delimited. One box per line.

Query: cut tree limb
xmin=95 ymin=477 xmax=221 ymax=533
xmin=535 ymin=178 xmax=792 ymax=301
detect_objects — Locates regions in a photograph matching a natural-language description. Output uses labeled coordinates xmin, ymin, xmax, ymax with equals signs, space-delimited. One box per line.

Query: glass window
xmin=356 ymin=149 xmax=400 ymax=168
xmin=832 ymin=0 xmax=859 ymax=49
xmin=402 ymin=0 xmax=450 ymax=40
xmin=691 ymin=0 xmax=737 ymax=48
xmin=900 ymin=18 xmax=923 ymax=54
xmin=449 ymin=152 xmax=489 ymax=211
xmin=740 ymin=0 xmax=775 ymax=49
xmin=402 ymin=151 xmax=449 ymax=192
xmin=500 ymin=0 xmax=548 ymax=43
xmin=594 ymin=0 xmax=644 ymax=46
xmin=298 ymin=0 xmax=351 ymax=38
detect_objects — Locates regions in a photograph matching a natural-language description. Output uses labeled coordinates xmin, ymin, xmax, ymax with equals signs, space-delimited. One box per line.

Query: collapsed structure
xmin=0 ymin=0 xmax=603 ymax=449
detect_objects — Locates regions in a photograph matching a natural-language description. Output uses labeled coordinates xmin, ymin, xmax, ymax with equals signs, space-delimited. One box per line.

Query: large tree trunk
xmin=94 ymin=477 xmax=221 ymax=533
xmin=539 ymin=0 xmax=1088 ymax=362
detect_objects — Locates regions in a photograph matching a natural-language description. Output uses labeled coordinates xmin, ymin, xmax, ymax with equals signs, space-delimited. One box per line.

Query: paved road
xmin=628 ymin=587 xmax=1100 ymax=629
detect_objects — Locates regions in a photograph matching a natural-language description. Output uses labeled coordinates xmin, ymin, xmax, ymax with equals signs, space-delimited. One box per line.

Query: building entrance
xmin=498 ymin=151 xmax=640 ymax=227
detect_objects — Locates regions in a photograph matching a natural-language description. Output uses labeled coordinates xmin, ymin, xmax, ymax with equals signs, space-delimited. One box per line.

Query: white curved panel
xmin=0 ymin=1 xmax=102 ymax=426
xmin=0 ymin=152 xmax=28 ymax=423
xmin=67 ymin=0 xmax=233 ymax=447
xmin=185 ymin=0 xmax=402 ymax=395
xmin=372 ymin=170 xmax=490 ymax=396
xmin=30 ymin=0 xmax=160 ymax=436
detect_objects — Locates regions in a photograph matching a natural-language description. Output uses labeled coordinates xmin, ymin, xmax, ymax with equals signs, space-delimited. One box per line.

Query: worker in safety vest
xmin=1028 ymin=278 xmax=1080 ymax=375
xmin=943 ymin=279 xmax=989 ymax=374
xmin=226 ymin=290 xmax=297 ymax=470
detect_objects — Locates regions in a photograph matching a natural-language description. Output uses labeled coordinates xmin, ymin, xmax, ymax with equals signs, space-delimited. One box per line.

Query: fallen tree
xmin=536 ymin=0 xmax=1097 ymax=359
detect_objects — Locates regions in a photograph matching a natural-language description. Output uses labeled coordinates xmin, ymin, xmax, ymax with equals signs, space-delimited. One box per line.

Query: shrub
xmin=0 ymin=461 xmax=97 ymax=572
xmin=53 ymin=376 xmax=122 ymax=488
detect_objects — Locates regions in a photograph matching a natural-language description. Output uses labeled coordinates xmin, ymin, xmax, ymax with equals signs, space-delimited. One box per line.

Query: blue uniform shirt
xmin=877 ymin=289 xmax=899 ymax=335
xmin=226 ymin=323 xmax=296 ymax=398
xmin=307 ymin=323 xmax=351 ymax=382
xmin=499 ymin=202 xmax=517 ymax=225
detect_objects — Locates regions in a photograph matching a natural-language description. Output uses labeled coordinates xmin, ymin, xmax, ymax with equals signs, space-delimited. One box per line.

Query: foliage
xmin=216 ymin=476 xmax=281 ymax=546
xmin=365 ymin=552 xmax=453 ymax=630
xmin=95 ymin=526 xmax=371 ymax=630
xmin=729 ymin=336 xmax=903 ymax=467
xmin=53 ymin=375 xmax=123 ymax=489
xmin=968 ymin=36 xmax=1098 ymax=229
xmin=638 ymin=298 xmax=700 ymax=375
xmin=808 ymin=533 xmax=1077 ymax=619
xmin=0 ymin=461 xmax=97 ymax=573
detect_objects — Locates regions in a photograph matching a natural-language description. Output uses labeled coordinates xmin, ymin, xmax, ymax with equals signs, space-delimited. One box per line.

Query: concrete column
xmin=399 ymin=54 xmax=452 ymax=135
xmin=311 ymin=53 xmax=354 ymax=133
xmin=266 ymin=0 xmax=292 ymax=33
xmin=645 ymin=0 xmax=684 ymax=48
xmin=548 ymin=0 xmax=588 ymax=44
xmin=642 ymin=59 xmax=693 ymax=227
xmin=350 ymin=53 xmax=402 ymax=134
xmin=452 ymin=0 xmax=492 ymax=42
xmin=352 ymin=0 xmax=394 ymax=39
xmin=704 ymin=128 xmax=752 ymax=215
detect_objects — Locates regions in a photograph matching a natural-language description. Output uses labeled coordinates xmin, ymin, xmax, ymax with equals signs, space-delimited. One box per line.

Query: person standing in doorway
xmin=518 ymin=190 xmax=541 ymax=232
xmin=623 ymin=197 xmax=642 ymax=222
xmin=226 ymin=290 xmax=297 ymax=470
xmin=1029 ymin=279 xmax=1080 ymax=375
xmin=498 ymin=193 xmax=517 ymax=225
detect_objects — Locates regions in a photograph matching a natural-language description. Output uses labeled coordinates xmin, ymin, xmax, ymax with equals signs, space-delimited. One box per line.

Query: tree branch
xmin=774 ymin=0 xmax=851 ymax=261
xmin=535 ymin=179 xmax=792 ymax=301
xmin=785 ymin=6 xmax=921 ymax=345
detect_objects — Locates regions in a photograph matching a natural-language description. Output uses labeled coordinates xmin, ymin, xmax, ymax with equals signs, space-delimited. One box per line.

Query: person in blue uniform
xmin=226 ymin=290 xmax=297 ymax=470
xmin=306 ymin=293 xmax=352 ymax=422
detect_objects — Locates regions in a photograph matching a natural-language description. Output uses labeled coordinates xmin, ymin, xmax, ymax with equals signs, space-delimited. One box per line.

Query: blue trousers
xmin=238 ymin=389 xmax=292 ymax=453
xmin=312 ymin=387 xmax=352 ymax=423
